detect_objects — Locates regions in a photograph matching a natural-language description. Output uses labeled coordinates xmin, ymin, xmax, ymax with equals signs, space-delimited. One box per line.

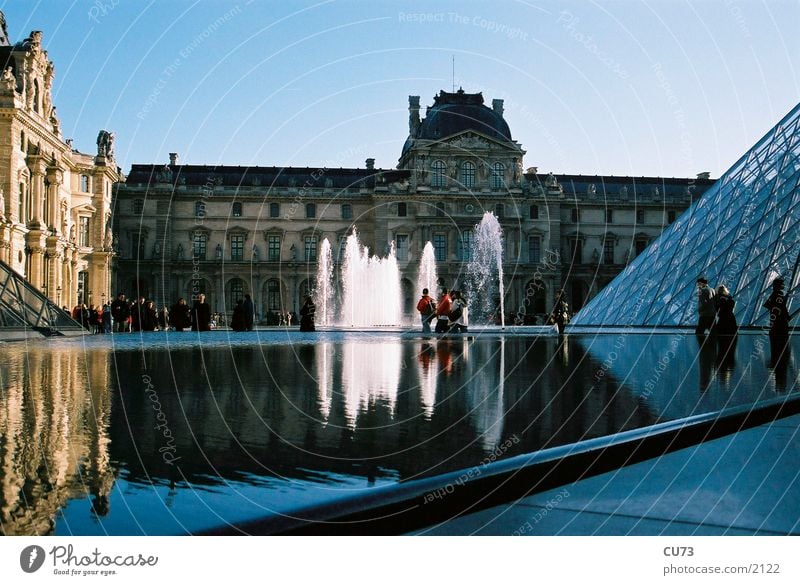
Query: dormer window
xmin=461 ymin=161 xmax=476 ymax=189
xmin=431 ymin=160 xmax=446 ymax=188
xmin=491 ymin=162 xmax=505 ymax=189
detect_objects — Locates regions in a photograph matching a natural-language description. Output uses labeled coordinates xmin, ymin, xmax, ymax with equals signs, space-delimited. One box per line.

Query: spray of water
xmin=315 ymin=238 xmax=335 ymax=325
xmin=417 ymin=242 xmax=439 ymax=299
xmin=467 ymin=212 xmax=505 ymax=328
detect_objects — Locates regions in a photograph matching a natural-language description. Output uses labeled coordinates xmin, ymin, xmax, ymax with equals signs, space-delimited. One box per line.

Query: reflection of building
xmin=114 ymin=89 xmax=712 ymax=319
xmin=0 ymin=347 xmax=114 ymax=535
xmin=0 ymin=11 xmax=120 ymax=310
xmin=573 ymin=101 xmax=800 ymax=327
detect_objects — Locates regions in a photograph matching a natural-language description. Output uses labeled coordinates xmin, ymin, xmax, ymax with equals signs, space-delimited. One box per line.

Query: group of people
xmin=696 ymin=275 xmax=792 ymax=355
xmin=105 ymin=292 xmax=221 ymax=332
xmin=417 ymin=287 xmax=469 ymax=334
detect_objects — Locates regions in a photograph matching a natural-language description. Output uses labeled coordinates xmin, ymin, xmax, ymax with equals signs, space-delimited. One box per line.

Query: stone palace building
xmin=114 ymin=88 xmax=713 ymax=323
xmin=0 ymin=11 xmax=121 ymax=311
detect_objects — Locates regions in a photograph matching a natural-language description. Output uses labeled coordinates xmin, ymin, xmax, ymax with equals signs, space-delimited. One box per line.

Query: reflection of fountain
xmin=340 ymin=229 xmax=402 ymax=327
xmin=341 ymin=342 xmax=402 ymax=427
xmin=467 ymin=338 xmax=505 ymax=451
xmin=416 ymin=341 xmax=437 ymax=418
xmin=315 ymin=239 xmax=335 ymax=326
xmin=467 ymin=212 xmax=505 ymax=327
xmin=315 ymin=342 xmax=334 ymax=422
xmin=417 ymin=242 xmax=439 ymax=298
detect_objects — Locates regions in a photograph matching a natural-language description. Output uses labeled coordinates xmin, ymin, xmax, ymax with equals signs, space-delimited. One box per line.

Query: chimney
xmin=169 ymin=152 xmax=179 ymax=166
xmin=365 ymin=158 xmax=375 ymax=170
xmin=408 ymin=95 xmax=420 ymax=134
xmin=492 ymin=99 xmax=504 ymax=117
xmin=696 ymin=171 xmax=710 ymax=180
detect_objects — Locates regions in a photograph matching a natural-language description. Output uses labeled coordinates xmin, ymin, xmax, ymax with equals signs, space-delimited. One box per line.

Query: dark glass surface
xmin=0 ymin=331 xmax=796 ymax=535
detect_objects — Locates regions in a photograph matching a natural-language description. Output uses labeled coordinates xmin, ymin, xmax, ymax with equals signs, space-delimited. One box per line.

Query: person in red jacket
xmin=416 ymin=288 xmax=436 ymax=333
xmin=435 ymin=288 xmax=452 ymax=334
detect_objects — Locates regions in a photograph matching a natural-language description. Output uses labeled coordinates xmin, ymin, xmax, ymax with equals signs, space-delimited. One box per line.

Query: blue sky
xmin=3 ymin=0 xmax=798 ymax=178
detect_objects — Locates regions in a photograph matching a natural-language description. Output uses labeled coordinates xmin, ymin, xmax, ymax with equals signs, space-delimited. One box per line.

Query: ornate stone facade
xmin=0 ymin=13 xmax=120 ymax=310
xmin=114 ymin=90 xmax=714 ymax=322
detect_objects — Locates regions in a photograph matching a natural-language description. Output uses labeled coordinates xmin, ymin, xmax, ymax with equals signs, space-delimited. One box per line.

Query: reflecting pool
xmin=0 ymin=331 xmax=797 ymax=534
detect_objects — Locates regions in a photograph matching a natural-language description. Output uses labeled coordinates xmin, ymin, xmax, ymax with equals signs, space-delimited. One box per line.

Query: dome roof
xmin=402 ymin=89 xmax=512 ymax=156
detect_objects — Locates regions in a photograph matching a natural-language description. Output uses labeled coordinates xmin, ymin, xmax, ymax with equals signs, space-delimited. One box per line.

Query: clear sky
xmin=3 ymin=0 xmax=798 ymax=178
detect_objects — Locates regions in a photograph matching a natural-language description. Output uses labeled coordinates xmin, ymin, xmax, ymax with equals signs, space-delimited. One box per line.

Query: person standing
xmin=764 ymin=277 xmax=790 ymax=358
xmin=549 ymin=290 xmax=570 ymax=335
xmin=435 ymin=288 xmax=452 ymax=334
xmin=231 ymin=300 xmax=246 ymax=331
xmin=714 ymin=285 xmax=737 ymax=336
xmin=171 ymin=298 xmax=191 ymax=331
xmin=131 ymin=297 xmax=146 ymax=332
xmin=695 ymin=277 xmax=716 ymax=335
xmin=192 ymin=294 xmax=212 ymax=332
xmin=243 ymin=293 xmax=255 ymax=331
xmin=102 ymin=304 xmax=112 ymax=334
xmin=416 ymin=288 xmax=436 ymax=333
xmin=299 ymin=295 xmax=316 ymax=332
xmin=110 ymin=293 xmax=129 ymax=333
xmin=449 ymin=290 xmax=468 ymax=333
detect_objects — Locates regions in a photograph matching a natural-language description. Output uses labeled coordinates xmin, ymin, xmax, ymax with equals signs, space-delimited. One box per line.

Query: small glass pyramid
xmin=572 ymin=102 xmax=800 ymax=327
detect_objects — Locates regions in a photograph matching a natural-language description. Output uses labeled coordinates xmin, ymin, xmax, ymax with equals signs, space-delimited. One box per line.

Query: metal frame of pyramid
xmin=572 ymin=102 xmax=800 ymax=327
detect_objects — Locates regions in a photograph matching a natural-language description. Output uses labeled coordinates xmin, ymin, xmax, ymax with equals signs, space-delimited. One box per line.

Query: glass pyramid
xmin=572 ymin=102 xmax=800 ymax=327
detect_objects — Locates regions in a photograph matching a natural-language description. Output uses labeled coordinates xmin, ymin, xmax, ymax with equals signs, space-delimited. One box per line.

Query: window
xmin=571 ymin=208 xmax=579 ymax=223
xmin=266 ymin=280 xmax=281 ymax=311
xmin=668 ymin=210 xmax=676 ymax=223
xmin=495 ymin=203 xmax=504 ymax=218
xmin=80 ymin=175 xmax=90 ymax=192
xmin=461 ymin=161 xmax=476 ymax=188
xmin=133 ymin=199 xmax=144 ymax=215
xmin=603 ymin=238 xmax=614 ymax=264
xmin=435 ymin=201 xmax=445 ymax=217
xmin=529 ymin=236 xmax=541 ymax=264
xmin=395 ymin=234 xmax=408 ymax=261
xmin=268 ymin=235 xmax=281 ymax=262
xmin=431 ymin=160 xmax=447 ymax=188
xmin=230 ymin=235 xmax=244 ymax=261
xmin=232 ymin=202 xmax=242 ymax=217
xmin=457 ymin=231 xmax=474 ymax=262
xmin=635 ymin=239 xmax=648 ymax=256
xmin=79 ymin=217 xmax=90 ymax=247
xmin=636 ymin=209 xmax=645 ymax=224
xmin=341 ymin=203 xmax=352 ymax=220
xmin=397 ymin=202 xmax=407 ymax=217
xmin=530 ymin=204 xmax=539 ymax=220
xmin=606 ymin=209 xmax=613 ymax=223
xmin=18 ymin=183 xmax=25 ymax=222
xmin=306 ymin=203 xmax=316 ymax=219
xmin=193 ymin=232 xmax=207 ymax=260
xmin=229 ymin=279 xmax=244 ymax=310
xmin=269 ymin=202 xmax=280 ymax=218
xmin=195 ymin=201 xmax=206 ymax=218
xmin=132 ymin=233 xmax=145 ymax=259
xmin=20 ymin=131 xmax=25 ymax=152
xmin=569 ymin=238 xmax=582 ymax=263
xmin=33 ymin=79 xmax=40 ymax=113
xmin=304 ymin=235 xmax=317 ymax=262
xmin=433 ymin=233 xmax=447 ymax=262
xmin=491 ymin=162 xmax=505 ymax=189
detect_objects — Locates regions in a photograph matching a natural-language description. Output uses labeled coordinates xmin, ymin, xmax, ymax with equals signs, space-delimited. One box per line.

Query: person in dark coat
xmin=242 ymin=294 xmax=255 ymax=331
xmin=191 ymin=293 xmax=212 ymax=331
xmin=171 ymin=298 xmax=191 ymax=331
xmin=131 ymin=297 xmax=146 ymax=332
xmin=110 ymin=293 xmax=130 ymax=333
xmin=764 ymin=277 xmax=790 ymax=361
xmin=299 ymin=296 xmax=316 ymax=332
xmin=231 ymin=300 xmax=246 ymax=331
xmin=714 ymin=285 xmax=737 ymax=335
xmin=549 ymin=290 xmax=569 ymax=335
xmin=141 ymin=300 xmax=158 ymax=331
xmin=695 ymin=277 xmax=716 ymax=335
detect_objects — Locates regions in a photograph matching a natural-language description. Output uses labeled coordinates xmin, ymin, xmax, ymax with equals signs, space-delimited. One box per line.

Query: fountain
xmin=466 ymin=212 xmax=506 ymax=328
xmin=315 ymin=238 xmax=335 ymax=326
xmin=340 ymin=229 xmax=402 ymax=327
xmin=417 ymin=241 xmax=439 ymax=300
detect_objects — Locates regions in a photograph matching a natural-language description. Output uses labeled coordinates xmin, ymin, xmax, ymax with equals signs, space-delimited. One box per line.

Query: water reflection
xmin=5 ymin=333 xmax=791 ymax=535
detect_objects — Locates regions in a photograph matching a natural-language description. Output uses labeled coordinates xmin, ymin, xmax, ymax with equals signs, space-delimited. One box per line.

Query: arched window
xmin=461 ymin=161 xmax=476 ymax=189
xmin=431 ymin=160 xmax=447 ymax=188
xmin=232 ymin=202 xmax=242 ymax=217
xmin=491 ymin=162 xmax=505 ymax=189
